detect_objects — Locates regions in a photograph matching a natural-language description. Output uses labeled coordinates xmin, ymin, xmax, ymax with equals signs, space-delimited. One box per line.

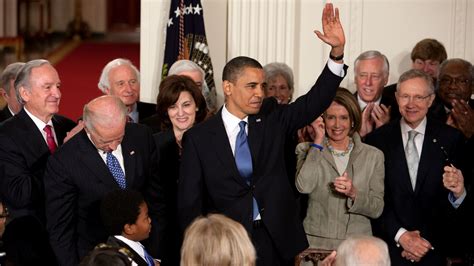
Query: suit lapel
xmin=77 ymin=131 xmax=120 ymax=189
xmin=121 ymin=125 xmax=136 ymax=187
xmin=209 ymin=112 xmax=248 ymax=186
xmin=414 ymin=119 xmax=437 ymax=195
xmin=52 ymin=115 xmax=67 ymax=146
xmin=247 ymin=114 xmax=263 ymax=181
xmin=17 ymin=109 xmax=50 ymax=155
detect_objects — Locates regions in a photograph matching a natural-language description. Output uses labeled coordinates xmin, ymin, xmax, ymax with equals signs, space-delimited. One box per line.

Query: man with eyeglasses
xmin=366 ymin=69 xmax=468 ymax=265
xmin=429 ymin=58 xmax=474 ymax=139
xmin=98 ymin=58 xmax=157 ymax=123
xmin=353 ymin=50 xmax=399 ymax=137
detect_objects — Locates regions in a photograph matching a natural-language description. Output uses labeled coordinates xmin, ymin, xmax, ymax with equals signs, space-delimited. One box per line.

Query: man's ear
xmin=19 ymin=86 xmax=30 ymax=103
xmin=123 ymin=223 xmax=135 ymax=235
xmin=223 ymin=81 xmax=232 ymax=96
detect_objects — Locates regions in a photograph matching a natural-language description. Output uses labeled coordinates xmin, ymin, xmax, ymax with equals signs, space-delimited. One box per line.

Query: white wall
xmin=139 ymin=0 xmax=474 ymax=106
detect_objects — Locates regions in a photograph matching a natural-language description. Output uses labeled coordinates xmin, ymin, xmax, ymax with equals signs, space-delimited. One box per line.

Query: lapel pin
xmin=256 ymin=118 xmax=261 ymax=122
xmin=130 ymin=151 xmax=135 ymax=155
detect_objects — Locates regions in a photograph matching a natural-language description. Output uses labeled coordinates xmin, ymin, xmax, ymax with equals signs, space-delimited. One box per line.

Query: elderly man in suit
xmin=0 ymin=59 xmax=76 ymax=265
xmin=366 ymin=69 xmax=467 ymax=265
xmin=0 ymin=62 xmax=24 ymax=122
xmin=353 ymin=50 xmax=399 ymax=137
xmin=0 ymin=59 xmax=76 ymax=222
xmin=178 ymin=3 xmax=346 ymax=265
xmin=44 ymin=95 xmax=162 ymax=266
xmin=98 ymin=58 xmax=156 ymax=123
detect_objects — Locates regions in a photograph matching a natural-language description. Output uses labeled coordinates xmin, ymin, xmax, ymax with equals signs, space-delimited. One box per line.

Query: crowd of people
xmin=0 ymin=3 xmax=473 ymax=266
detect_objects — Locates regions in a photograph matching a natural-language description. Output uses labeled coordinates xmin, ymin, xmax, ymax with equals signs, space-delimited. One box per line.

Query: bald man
xmin=44 ymin=95 xmax=162 ymax=266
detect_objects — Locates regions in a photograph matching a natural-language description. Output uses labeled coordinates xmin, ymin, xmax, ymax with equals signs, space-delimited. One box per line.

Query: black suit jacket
xmin=0 ymin=106 xmax=12 ymax=123
xmin=365 ymin=118 xmax=465 ymax=265
xmin=106 ymin=236 xmax=149 ymax=266
xmin=44 ymin=123 xmax=161 ymax=266
xmin=137 ymin=101 xmax=157 ymax=123
xmin=0 ymin=108 xmax=75 ymax=221
xmin=178 ymin=64 xmax=347 ymax=260
xmin=152 ymin=130 xmax=180 ymax=265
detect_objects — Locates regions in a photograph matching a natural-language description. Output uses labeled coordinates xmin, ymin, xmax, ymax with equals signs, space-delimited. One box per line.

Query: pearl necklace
xmin=325 ymin=137 xmax=353 ymax=157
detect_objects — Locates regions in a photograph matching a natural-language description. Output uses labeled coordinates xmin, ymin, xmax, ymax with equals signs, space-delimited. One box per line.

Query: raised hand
xmin=450 ymin=99 xmax=474 ymax=138
xmin=310 ymin=116 xmax=325 ymax=145
xmin=371 ymin=104 xmax=391 ymax=128
xmin=443 ymin=165 xmax=465 ymax=198
xmin=314 ymin=3 xmax=345 ymax=56
xmin=359 ymin=103 xmax=374 ymax=137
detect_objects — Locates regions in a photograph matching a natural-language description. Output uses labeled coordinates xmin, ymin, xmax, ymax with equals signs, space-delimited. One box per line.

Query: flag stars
xmin=174 ymin=6 xmax=181 ymax=17
xmin=167 ymin=18 xmax=174 ymax=27
xmin=194 ymin=4 xmax=202 ymax=15
xmin=185 ymin=4 xmax=193 ymax=15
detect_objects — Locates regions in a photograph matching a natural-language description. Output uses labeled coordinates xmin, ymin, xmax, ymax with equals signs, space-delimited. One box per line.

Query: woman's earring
xmin=351 ymin=122 xmax=354 ymax=128
xmin=196 ymin=108 xmax=199 ymax=112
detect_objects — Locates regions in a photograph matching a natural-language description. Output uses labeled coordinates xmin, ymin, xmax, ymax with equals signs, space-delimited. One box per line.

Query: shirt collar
xmin=357 ymin=93 xmax=382 ymax=110
xmin=400 ymin=116 xmax=427 ymax=136
xmin=24 ymin=107 xmax=53 ymax=130
xmin=222 ymin=104 xmax=248 ymax=130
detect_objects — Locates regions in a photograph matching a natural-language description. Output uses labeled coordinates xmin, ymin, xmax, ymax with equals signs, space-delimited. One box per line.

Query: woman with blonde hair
xmin=180 ymin=214 xmax=256 ymax=266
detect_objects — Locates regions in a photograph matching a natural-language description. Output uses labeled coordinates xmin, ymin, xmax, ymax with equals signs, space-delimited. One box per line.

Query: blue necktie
xmin=143 ymin=248 xmax=154 ymax=266
xmin=235 ymin=121 xmax=260 ymax=220
xmin=106 ymin=152 xmax=126 ymax=189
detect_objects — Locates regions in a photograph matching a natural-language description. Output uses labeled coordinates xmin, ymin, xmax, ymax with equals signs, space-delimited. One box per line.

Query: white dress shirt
xmin=24 ymin=107 xmax=58 ymax=146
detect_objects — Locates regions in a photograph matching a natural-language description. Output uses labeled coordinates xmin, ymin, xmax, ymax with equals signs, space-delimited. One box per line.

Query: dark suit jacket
xmin=44 ymin=123 xmax=161 ymax=266
xmin=365 ymin=118 xmax=465 ymax=265
xmin=106 ymin=236 xmax=148 ymax=266
xmin=0 ymin=106 xmax=12 ymax=123
xmin=0 ymin=108 xmax=75 ymax=221
xmin=152 ymin=130 xmax=180 ymax=265
xmin=178 ymin=64 xmax=347 ymax=260
xmin=137 ymin=101 xmax=157 ymax=123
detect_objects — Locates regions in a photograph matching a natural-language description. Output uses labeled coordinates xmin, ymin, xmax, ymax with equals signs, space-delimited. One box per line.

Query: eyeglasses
xmin=439 ymin=76 xmax=470 ymax=87
xmin=397 ymin=93 xmax=433 ymax=103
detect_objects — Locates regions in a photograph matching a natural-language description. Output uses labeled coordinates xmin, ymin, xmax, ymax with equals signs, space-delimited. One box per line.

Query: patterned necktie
xmin=405 ymin=130 xmax=419 ymax=190
xmin=106 ymin=152 xmax=126 ymax=189
xmin=234 ymin=121 xmax=260 ymax=220
xmin=43 ymin=125 xmax=57 ymax=153
xmin=143 ymin=248 xmax=154 ymax=266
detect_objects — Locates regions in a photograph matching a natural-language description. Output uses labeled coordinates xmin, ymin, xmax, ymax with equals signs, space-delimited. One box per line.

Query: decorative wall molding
xmin=227 ymin=0 xmax=296 ymax=66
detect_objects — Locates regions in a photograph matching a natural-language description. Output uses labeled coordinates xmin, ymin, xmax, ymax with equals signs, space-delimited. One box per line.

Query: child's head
xmin=101 ymin=190 xmax=151 ymax=242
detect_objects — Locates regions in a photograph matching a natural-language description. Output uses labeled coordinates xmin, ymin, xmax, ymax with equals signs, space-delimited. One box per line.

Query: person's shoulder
xmin=428 ymin=117 xmax=463 ymax=139
xmin=52 ymin=114 xmax=76 ymax=128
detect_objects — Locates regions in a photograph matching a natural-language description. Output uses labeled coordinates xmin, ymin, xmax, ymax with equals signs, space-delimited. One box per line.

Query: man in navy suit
xmin=44 ymin=95 xmax=161 ymax=265
xmin=178 ymin=4 xmax=347 ymax=265
xmin=0 ymin=59 xmax=76 ymax=265
xmin=366 ymin=69 xmax=467 ymax=265
xmin=0 ymin=62 xmax=24 ymax=122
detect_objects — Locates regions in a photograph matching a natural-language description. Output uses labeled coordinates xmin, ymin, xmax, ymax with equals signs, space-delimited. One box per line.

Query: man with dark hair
xmin=44 ymin=95 xmax=162 ymax=265
xmin=101 ymin=189 xmax=157 ymax=266
xmin=0 ymin=62 xmax=24 ymax=122
xmin=178 ymin=3 xmax=347 ymax=264
xmin=383 ymin=38 xmax=448 ymax=115
xmin=410 ymin=38 xmax=447 ymax=80
xmin=366 ymin=69 xmax=467 ymax=265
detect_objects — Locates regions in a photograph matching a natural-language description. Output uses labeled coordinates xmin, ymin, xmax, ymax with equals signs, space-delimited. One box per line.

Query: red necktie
xmin=43 ymin=125 xmax=57 ymax=153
